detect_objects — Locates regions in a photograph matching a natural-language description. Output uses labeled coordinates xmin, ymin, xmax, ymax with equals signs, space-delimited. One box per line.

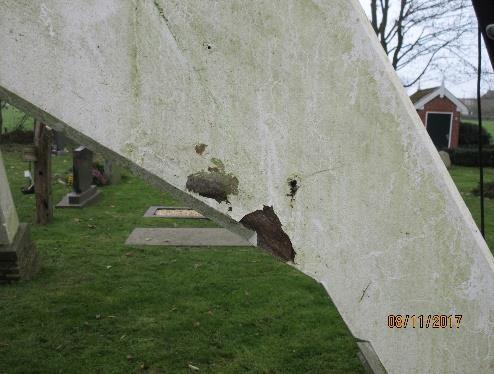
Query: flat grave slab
xmin=144 ymin=206 xmax=206 ymax=219
xmin=125 ymin=228 xmax=253 ymax=247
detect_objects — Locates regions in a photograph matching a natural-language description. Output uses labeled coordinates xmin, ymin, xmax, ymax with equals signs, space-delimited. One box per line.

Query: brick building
xmin=410 ymin=84 xmax=468 ymax=149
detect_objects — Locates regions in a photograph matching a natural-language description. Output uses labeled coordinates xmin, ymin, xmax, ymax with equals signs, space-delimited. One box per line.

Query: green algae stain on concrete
xmin=186 ymin=158 xmax=238 ymax=203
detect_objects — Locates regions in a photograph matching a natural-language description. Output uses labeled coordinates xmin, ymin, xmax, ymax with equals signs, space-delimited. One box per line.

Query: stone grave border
xmin=143 ymin=206 xmax=207 ymax=219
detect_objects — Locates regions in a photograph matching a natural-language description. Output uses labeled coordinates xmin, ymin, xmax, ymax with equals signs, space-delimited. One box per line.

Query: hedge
xmin=459 ymin=121 xmax=492 ymax=146
xmin=446 ymin=147 xmax=494 ymax=167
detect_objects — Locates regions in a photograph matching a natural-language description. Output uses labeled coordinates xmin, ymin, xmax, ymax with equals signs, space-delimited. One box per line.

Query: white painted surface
xmin=0 ymin=1 xmax=493 ymax=372
xmin=0 ymin=150 xmax=19 ymax=245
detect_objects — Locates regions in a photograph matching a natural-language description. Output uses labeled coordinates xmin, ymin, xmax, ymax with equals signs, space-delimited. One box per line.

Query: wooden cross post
xmin=34 ymin=121 xmax=53 ymax=224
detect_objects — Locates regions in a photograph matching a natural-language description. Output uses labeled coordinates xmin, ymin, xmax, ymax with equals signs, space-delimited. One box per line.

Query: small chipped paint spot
xmin=194 ymin=143 xmax=207 ymax=155
xmin=287 ymin=177 xmax=299 ymax=201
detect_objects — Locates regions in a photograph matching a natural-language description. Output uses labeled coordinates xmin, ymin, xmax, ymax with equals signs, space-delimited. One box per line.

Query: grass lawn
xmin=449 ymin=165 xmax=494 ymax=250
xmin=1 ymin=104 xmax=35 ymax=133
xmin=462 ymin=118 xmax=494 ymax=139
xmin=0 ymin=144 xmax=364 ymax=373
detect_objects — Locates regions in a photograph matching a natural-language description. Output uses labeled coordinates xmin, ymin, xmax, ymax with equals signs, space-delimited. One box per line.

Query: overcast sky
xmin=356 ymin=0 xmax=493 ymax=98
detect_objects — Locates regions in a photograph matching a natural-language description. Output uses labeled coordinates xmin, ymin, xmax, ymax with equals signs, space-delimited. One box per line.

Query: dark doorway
xmin=426 ymin=112 xmax=452 ymax=149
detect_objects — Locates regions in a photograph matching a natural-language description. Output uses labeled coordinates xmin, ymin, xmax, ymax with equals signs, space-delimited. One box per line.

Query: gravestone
xmin=56 ymin=146 xmax=100 ymax=208
xmin=439 ymin=150 xmax=452 ymax=169
xmin=103 ymin=159 xmax=121 ymax=185
xmin=52 ymin=130 xmax=68 ymax=154
xmin=0 ymin=150 xmax=39 ymax=282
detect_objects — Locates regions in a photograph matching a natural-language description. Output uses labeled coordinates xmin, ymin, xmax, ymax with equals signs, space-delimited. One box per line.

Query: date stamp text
xmin=387 ymin=314 xmax=462 ymax=329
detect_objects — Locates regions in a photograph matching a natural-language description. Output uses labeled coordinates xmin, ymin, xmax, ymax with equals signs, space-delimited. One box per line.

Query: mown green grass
xmin=0 ymin=145 xmax=364 ymax=374
xmin=449 ymin=165 xmax=494 ymax=250
xmin=1 ymin=105 xmax=35 ymax=133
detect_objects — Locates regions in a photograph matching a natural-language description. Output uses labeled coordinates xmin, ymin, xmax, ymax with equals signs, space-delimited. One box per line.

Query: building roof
xmin=410 ymin=84 xmax=469 ymax=115
xmin=410 ymin=87 xmax=439 ymax=104
xmin=482 ymin=90 xmax=494 ymax=99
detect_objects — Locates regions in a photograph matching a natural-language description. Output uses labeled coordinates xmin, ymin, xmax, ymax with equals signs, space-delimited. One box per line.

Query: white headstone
xmin=439 ymin=150 xmax=452 ymax=169
xmin=0 ymin=150 xmax=19 ymax=245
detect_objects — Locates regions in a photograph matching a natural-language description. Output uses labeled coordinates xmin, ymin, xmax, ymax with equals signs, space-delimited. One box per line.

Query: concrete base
xmin=125 ymin=228 xmax=254 ymax=247
xmin=357 ymin=341 xmax=386 ymax=374
xmin=56 ymin=185 xmax=100 ymax=208
xmin=0 ymin=223 xmax=40 ymax=282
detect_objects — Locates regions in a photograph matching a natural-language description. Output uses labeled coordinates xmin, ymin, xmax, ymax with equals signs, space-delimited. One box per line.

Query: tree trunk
xmin=34 ymin=121 xmax=53 ymax=224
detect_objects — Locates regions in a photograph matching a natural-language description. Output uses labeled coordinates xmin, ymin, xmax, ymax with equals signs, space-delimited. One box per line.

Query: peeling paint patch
xmin=195 ymin=143 xmax=207 ymax=155
xmin=186 ymin=159 xmax=238 ymax=203
xmin=240 ymin=206 xmax=295 ymax=262
xmin=287 ymin=177 xmax=299 ymax=201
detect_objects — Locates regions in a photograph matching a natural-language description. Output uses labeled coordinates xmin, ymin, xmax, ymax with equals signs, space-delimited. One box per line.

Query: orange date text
xmin=387 ymin=314 xmax=462 ymax=329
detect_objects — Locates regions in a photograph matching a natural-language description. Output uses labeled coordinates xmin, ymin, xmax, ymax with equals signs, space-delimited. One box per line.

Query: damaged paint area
xmin=240 ymin=206 xmax=295 ymax=262
xmin=194 ymin=143 xmax=207 ymax=155
xmin=186 ymin=158 xmax=238 ymax=203
xmin=287 ymin=176 xmax=299 ymax=202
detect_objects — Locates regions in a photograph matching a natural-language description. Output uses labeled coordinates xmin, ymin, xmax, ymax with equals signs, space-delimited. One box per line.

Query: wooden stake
xmin=34 ymin=121 xmax=53 ymax=224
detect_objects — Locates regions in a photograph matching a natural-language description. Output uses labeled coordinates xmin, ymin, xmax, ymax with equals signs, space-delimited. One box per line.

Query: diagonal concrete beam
xmin=1 ymin=1 xmax=494 ymax=371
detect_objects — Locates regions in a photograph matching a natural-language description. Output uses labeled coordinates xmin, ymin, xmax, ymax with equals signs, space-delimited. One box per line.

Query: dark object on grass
xmin=472 ymin=181 xmax=494 ymax=199
xmin=20 ymin=184 xmax=34 ymax=194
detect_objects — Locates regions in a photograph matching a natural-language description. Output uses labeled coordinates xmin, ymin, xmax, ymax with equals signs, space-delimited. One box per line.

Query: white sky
xmin=356 ymin=0 xmax=493 ymax=98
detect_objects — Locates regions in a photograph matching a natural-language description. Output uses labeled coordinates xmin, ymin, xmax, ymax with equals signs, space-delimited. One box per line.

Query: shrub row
xmin=446 ymin=147 xmax=494 ymax=167
xmin=459 ymin=121 xmax=492 ymax=146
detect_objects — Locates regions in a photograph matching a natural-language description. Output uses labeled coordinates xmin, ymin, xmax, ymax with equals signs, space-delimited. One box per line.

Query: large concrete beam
xmin=1 ymin=1 xmax=493 ymax=372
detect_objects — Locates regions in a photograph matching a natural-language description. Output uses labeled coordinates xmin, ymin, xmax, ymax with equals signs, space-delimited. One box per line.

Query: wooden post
xmin=34 ymin=121 xmax=53 ymax=224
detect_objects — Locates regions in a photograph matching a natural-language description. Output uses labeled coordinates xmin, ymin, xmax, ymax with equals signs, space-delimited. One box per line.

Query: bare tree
xmin=368 ymin=0 xmax=472 ymax=87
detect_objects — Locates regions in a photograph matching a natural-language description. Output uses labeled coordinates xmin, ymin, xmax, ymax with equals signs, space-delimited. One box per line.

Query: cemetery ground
xmin=0 ymin=144 xmax=364 ymax=373
xmin=1 ymin=144 xmax=493 ymax=373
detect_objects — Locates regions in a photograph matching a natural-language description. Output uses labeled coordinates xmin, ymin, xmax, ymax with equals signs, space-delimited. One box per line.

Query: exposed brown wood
xmin=34 ymin=121 xmax=53 ymax=224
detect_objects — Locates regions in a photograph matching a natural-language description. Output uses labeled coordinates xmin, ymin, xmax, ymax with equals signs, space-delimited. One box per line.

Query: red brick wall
xmin=416 ymin=96 xmax=460 ymax=148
